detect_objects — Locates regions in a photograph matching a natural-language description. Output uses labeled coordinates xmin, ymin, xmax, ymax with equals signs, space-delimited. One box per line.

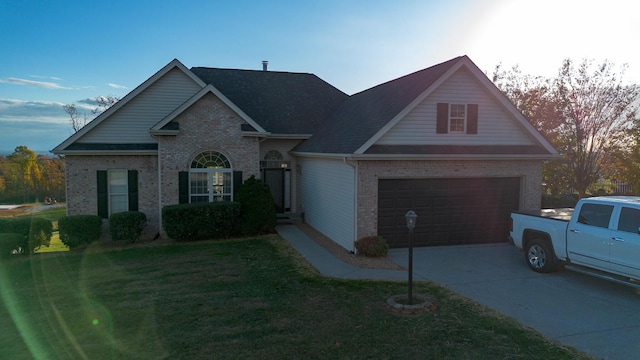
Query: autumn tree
xmin=554 ymin=59 xmax=640 ymax=197
xmin=493 ymin=59 xmax=640 ymax=197
xmin=614 ymin=119 xmax=640 ymax=194
xmin=0 ymin=149 xmax=65 ymax=203
xmin=7 ymin=146 xmax=43 ymax=202
xmin=492 ymin=64 xmax=571 ymax=194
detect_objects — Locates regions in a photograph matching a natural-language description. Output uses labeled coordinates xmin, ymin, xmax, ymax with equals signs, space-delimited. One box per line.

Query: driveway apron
xmin=388 ymin=243 xmax=640 ymax=360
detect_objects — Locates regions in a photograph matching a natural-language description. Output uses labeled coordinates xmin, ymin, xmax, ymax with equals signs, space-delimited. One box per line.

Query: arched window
xmin=264 ymin=150 xmax=283 ymax=161
xmin=189 ymin=151 xmax=233 ymax=203
xmin=261 ymin=150 xmax=290 ymax=169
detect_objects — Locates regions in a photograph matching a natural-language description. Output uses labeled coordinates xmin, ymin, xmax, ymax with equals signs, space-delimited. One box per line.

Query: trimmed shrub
xmin=58 ymin=215 xmax=102 ymax=249
xmin=0 ymin=233 xmax=26 ymax=258
xmin=236 ymin=175 xmax=277 ymax=235
xmin=0 ymin=218 xmax=8 ymax=232
xmin=355 ymin=236 xmax=389 ymax=258
xmin=110 ymin=211 xmax=146 ymax=243
xmin=0 ymin=217 xmax=53 ymax=254
xmin=162 ymin=202 xmax=241 ymax=241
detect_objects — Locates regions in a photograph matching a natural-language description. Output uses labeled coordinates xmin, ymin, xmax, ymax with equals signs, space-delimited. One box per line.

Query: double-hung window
xmin=436 ymin=102 xmax=478 ymax=134
xmin=449 ymin=104 xmax=466 ymax=132
xmin=108 ymin=169 xmax=129 ymax=215
xmin=97 ymin=169 xmax=138 ymax=218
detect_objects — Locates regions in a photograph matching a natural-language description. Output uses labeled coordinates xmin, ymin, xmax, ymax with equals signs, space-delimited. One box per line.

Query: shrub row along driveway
xmin=388 ymin=243 xmax=640 ymax=360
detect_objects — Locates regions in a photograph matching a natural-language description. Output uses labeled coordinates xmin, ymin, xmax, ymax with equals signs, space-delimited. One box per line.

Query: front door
xmin=263 ymin=168 xmax=291 ymax=213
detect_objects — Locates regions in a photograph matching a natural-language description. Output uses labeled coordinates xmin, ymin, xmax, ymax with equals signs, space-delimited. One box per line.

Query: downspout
xmin=157 ymin=144 xmax=163 ymax=237
xmin=151 ymin=135 xmax=162 ymax=235
xmin=343 ymin=156 xmax=358 ymax=253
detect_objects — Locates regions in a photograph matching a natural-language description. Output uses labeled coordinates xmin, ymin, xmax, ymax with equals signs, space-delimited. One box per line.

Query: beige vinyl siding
xmin=299 ymin=157 xmax=355 ymax=251
xmin=80 ymin=68 xmax=202 ymax=144
xmin=376 ymin=67 xmax=536 ymax=146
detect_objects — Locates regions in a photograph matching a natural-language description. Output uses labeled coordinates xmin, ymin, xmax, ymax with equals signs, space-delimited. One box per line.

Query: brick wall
xmin=356 ymin=159 xmax=543 ymax=239
xmin=64 ymin=154 xmax=159 ymax=232
xmin=65 ymin=92 xmax=262 ymax=237
xmin=158 ymin=92 xmax=260 ymax=208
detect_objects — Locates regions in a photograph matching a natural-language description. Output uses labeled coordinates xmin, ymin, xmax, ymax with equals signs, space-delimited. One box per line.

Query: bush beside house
xmin=162 ymin=202 xmax=241 ymax=241
xmin=110 ymin=211 xmax=147 ymax=244
xmin=235 ymin=176 xmax=276 ymax=236
xmin=354 ymin=236 xmax=389 ymax=257
xmin=58 ymin=215 xmax=102 ymax=249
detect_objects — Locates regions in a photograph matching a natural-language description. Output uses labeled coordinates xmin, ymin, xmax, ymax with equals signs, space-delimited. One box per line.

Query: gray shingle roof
xmin=293 ymin=56 xmax=465 ymax=154
xmin=190 ymin=67 xmax=348 ymax=134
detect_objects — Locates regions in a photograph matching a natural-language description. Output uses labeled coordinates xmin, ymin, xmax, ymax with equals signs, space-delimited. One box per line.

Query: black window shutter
xmin=233 ymin=171 xmax=243 ymax=200
xmin=467 ymin=104 xmax=478 ymax=134
xmin=128 ymin=170 xmax=138 ymax=211
xmin=178 ymin=171 xmax=189 ymax=204
xmin=97 ymin=170 xmax=108 ymax=218
xmin=436 ymin=103 xmax=449 ymax=134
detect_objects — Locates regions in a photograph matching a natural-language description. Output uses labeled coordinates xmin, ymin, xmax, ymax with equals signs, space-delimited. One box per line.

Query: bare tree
xmin=63 ymin=103 xmax=88 ymax=133
xmin=63 ymin=95 xmax=119 ymax=133
xmin=91 ymin=95 xmax=119 ymax=116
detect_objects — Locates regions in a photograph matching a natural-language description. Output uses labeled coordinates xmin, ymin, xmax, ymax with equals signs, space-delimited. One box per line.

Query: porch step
xmin=277 ymin=213 xmax=303 ymax=224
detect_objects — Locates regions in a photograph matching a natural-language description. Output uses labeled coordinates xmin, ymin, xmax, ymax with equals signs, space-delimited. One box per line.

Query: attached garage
xmin=378 ymin=177 xmax=520 ymax=248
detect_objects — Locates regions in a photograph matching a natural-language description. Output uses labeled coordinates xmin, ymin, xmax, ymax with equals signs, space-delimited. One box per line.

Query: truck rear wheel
xmin=525 ymin=239 xmax=556 ymax=273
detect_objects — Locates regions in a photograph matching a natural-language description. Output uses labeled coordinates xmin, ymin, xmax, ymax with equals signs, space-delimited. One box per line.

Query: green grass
xmin=0 ymin=236 xmax=593 ymax=359
xmin=27 ymin=206 xmax=67 ymax=224
xmin=35 ymin=232 xmax=69 ymax=253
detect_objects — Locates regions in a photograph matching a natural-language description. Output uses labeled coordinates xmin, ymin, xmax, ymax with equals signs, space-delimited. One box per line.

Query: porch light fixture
xmin=405 ymin=210 xmax=417 ymax=229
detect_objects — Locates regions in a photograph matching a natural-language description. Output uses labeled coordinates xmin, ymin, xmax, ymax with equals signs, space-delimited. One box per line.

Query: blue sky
xmin=1 ymin=0 xmax=638 ymax=154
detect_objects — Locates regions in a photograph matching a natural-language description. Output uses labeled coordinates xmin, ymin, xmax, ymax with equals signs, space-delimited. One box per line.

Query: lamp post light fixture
xmin=405 ymin=210 xmax=417 ymax=305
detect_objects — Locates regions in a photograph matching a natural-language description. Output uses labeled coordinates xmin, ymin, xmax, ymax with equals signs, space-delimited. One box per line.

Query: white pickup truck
xmin=510 ymin=196 xmax=640 ymax=285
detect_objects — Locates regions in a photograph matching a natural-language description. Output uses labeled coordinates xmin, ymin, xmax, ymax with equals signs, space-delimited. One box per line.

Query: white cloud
xmin=30 ymin=75 xmax=64 ymax=81
xmin=108 ymin=83 xmax=128 ymax=89
xmin=0 ymin=98 xmax=69 ymax=124
xmin=0 ymin=77 xmax=70 ymax=89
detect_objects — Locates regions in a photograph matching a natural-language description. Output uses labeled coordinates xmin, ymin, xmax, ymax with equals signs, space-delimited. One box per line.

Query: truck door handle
xmin=612 ymin=237 xmax=625 ymax=242
xmin=570 ymin=229 xmax=580 ymax=234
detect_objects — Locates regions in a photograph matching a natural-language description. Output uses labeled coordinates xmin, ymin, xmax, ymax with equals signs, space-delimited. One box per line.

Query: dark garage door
xmin=378 ymin=178 xmax=520 ymax=248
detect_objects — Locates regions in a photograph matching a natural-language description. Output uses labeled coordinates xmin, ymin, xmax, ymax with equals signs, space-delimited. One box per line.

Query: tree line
xmin=0 ymin=146 xmax=65 ymax=204
xmin=493 ymin=58 xmax=640 ymax=197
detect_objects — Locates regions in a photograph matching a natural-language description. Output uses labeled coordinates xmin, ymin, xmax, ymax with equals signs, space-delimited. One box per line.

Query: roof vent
xmin=262 ymin=60 xmax=268 ymax=71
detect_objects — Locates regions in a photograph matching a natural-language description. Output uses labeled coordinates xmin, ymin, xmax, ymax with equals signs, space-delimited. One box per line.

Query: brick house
xmin=53 ymin=56 xmax=558 ymax=250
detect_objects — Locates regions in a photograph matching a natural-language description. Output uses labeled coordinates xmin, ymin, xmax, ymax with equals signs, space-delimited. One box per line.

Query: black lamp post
xmin=405 ymin=210 xmax=417 ymax=305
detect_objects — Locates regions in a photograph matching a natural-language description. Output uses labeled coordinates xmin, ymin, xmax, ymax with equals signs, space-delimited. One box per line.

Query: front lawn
xmin=0 ymin=236 xmax=592 ymax=359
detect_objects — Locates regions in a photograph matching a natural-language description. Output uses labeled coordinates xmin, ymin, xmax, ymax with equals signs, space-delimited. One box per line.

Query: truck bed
xmin=515 ymin=208 xmax=573 ymax=221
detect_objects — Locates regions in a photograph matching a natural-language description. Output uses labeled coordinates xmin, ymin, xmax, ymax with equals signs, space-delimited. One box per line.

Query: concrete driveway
xmin=388 ymin=243 xmax=640 ymax=360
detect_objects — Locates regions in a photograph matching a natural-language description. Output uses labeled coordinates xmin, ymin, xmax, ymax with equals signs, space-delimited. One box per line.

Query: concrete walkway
xmin=276 ymin=225 xmax=408 ymax=281
xmin=276 ymin=224 xmax=640 ymax=360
